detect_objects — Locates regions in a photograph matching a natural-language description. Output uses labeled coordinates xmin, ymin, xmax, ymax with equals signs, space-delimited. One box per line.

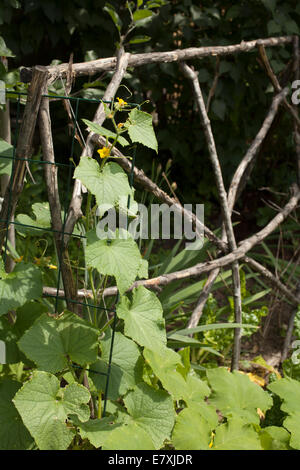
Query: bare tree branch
xmin=180 ymin=61 xmax=243 ymax=370
xmin=20 ymin=36 xmax=293 ymax=84
xmin=227 ymin=87 xmax=289 ymax=213
xmin=257 ymin=43 xmax=300 ymax=130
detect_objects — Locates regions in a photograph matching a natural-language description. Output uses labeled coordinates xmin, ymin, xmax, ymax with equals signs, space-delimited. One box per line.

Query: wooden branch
xmin=227 ymin=87 xmax=289 ymax=213
xmin=206 ymin=56 xmax=220 ymax=113
xmin=180 ymin=61 xmax=243 ymax=370
xmin=39 ymin=95 xmax=78 ymax=313
xmin=0 ymin=66 xmax=48 ymax=254
xmin=244 ymin=256 xmax=300 ymax=306
xmin=257 ymin=43 xmax=300 ymax=130
xmin=63 ymin=47 xmax=130 ymax=245
xmin=187 ymin=269 xmax=220 ymax=329
xmin=20 ymin=36 xmax=293 ymax=84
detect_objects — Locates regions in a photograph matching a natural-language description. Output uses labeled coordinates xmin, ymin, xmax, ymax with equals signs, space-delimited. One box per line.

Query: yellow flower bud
xmin=116 ymin=97 xmax=127 ymax=107
xmin=97 ymin=147 xmax=111 ymax=159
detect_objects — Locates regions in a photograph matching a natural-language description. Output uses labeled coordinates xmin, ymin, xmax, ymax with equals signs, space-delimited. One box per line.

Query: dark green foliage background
xmin=1 ymin=0 xmax=299 ymax=222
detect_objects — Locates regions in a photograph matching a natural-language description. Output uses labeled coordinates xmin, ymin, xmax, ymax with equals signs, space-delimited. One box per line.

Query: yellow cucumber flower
xmin=116 ymin=97 xmax=127 ymax=107
xmin=47 ymin=264 xmax=58 ymax=270
xmin=97 ymin=147 xmax=110 ymax=159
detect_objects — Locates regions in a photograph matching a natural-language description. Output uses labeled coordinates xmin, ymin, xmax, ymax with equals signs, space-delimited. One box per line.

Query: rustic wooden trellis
xmin=0 ymin=35 xmax=299 ymax=378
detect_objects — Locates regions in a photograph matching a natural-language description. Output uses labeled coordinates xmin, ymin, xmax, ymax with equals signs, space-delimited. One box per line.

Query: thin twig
xmin=206 ymin=56 xmax=220 ymax=113
xmin=257 ymin=43 xmax=300 ymax=130
xmin=227 ymin=87 xmax=289 ymax=213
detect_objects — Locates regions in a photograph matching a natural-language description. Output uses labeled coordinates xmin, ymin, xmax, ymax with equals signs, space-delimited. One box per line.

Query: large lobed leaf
xmin=0 ymin=380 xmax=33 ymax=450
xmin=207 ymin=367 xmax=272 ymax=424
xmin=268 ymin=378 xmax=300 ymax=449
xmin=123 ymin=382 xmax=175 ymax=449
xmin=172 ymin=405 xmax=214 ymax=450
xmin=212 ymin=418 xmax=262 ymax=450
xmin=74 ymin=158 xmax=137 ymax=217
xmin=85 ymin=230 xmax=147 ymax=295
xmin=143 ymin=346 xmax=188 ymax=400
xmin=0 ymin=262 xmax=42 ymax=317
xmin=117 ymin=286 xmax=166 ymax=350
xmin=13 ymin=371 xmax=90 ymax=450
xmin=126 ymin=108 xmax=158 ymax=152
xmin=18 ymin=311 xmax=99 ymax=373
xmin=89 ymin=330 xmax=144 ymax=400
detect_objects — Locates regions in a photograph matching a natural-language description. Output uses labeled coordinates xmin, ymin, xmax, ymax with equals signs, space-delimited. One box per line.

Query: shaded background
xmin=1 ymin=0 xmax=299 ymax=231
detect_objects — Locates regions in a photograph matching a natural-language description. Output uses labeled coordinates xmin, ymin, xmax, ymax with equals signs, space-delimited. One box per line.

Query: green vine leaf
xmin=182 ymin=373 xmax=211 ymax=406
xmin=71 ymin=415 xmax=120 ymax=449
xmin=268 ymin=377 xmax=300 ymax=415
xmin=102 ymin=422 xmax=155 ymax=450
xmin=0 ymin=301 xmax=47 ymax=365
xmin=126 ymin=108 xmax=158 ymax=152
xmin=0 ymin=36 xmax=15 ymax=57
xmin=282 ymin=413 xmax=300 ymax=450
xmin=82 ymin=119 xmax=129 ymax=147
xmin=0 ymin=380 xmax=34 ymax=450
xmin=206 ymin=367 xmax=272 ymax=424
xmin=74 ymin=158 xmax=137 ymax=216
xmin=0 ymin=263 xmax=42 ymax=317
xmin=13 ymin=371 xmax=90 ymax=450
xmin=143 ymin=346 xmax=188 ymax=400
xmin=172 ymin=406 xmax=212 ymax=450
xmin=116 ymin=286 xmax=166 ymax=350
xmin=18 ymin=311 xmax=100 ymax=373
xmin=16 ymin=202 xmax=52 ymax=235
xmin=212 ymin=418 xmax=262 ymax=450
xmin=85 ymin=229 xmax=147 ymax=295
xmin=0 ymin=138 xmax=13 ymax=176
xmin=124 ymin=382 xmax=175 ymax=449
xmin=268 ymin=378 xmax=300 ymax=449
xmin=89 ymin=330 xmax=144 ymax=400
xmin=260 ymin=426 xmax=291 ymax=450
